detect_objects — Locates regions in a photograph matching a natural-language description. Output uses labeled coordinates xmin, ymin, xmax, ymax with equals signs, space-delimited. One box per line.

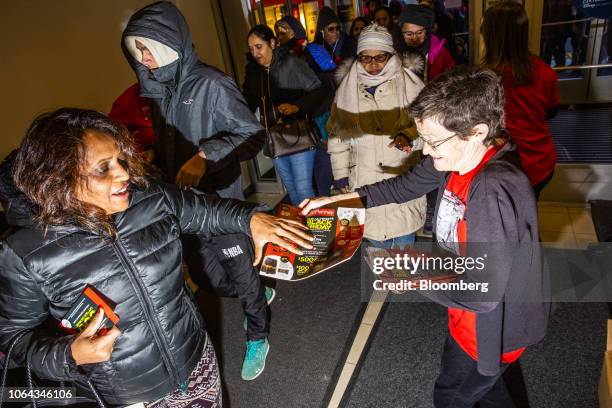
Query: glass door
xmin=529 ymin=0 xmax=612 ymax=104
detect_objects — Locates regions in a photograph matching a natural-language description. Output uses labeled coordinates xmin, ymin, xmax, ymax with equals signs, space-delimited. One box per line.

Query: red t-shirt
xmin=502 ymin=57 xmax=559 ymax=186
xmin=439 ymin=144 xmax=525 ymax=364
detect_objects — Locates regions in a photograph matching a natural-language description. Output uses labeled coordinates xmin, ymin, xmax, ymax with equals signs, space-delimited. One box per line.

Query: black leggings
xmin=433 ymin=336 xmax=515 ymax=408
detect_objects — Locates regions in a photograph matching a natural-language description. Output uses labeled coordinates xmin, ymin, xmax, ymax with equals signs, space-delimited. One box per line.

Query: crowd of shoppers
xmin=0 ymin=1 xmax=558 ymax=407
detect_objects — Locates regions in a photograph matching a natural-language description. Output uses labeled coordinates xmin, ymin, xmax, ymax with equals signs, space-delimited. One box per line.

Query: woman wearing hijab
xmin=327 ymin=24 xmax=426 ymax=248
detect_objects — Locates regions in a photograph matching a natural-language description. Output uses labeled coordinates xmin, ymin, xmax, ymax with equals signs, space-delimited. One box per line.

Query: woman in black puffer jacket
xmin=242 ymin=25 xmax=328 ymax=206
xmin=0 ymin=109 xmax=312 ymax=407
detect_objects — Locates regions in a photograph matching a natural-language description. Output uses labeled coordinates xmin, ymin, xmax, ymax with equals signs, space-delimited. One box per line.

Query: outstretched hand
xmin=250 ymin=212 xmax=314 ymax=265
xmin=299 ymin=192 xmax=359 ymax=216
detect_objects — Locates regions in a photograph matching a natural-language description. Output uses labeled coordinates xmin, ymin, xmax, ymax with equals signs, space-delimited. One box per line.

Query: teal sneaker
xmin=243 ymin=286 xmax=276 ymax=331
xmin=241 ymin=338 xmax=269 ymax=381
xmin=264 ymin=286 xmax=276 ymax=305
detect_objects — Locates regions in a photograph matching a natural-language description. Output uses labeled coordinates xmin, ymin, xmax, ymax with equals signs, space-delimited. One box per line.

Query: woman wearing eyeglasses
xmin=325 ymin=24 xmax=426 ymax=249
xmin=399 ymin=4 xmax=456 ymax=82
xmin=314 ymin=6 xmax=356 ymax=64
xmin=301 ymin=66 xmax=550 ymax=408
xmin=399 ymin=3 xmax=457 ymax=237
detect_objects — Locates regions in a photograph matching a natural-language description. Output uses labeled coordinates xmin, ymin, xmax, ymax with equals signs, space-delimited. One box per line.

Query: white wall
xmin=0 ymin=0 xmax=228 ymax=161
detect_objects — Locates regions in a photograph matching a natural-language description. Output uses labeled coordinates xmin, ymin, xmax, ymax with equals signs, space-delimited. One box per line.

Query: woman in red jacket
xmin=481 ymin=1 xmax=560 ymax=199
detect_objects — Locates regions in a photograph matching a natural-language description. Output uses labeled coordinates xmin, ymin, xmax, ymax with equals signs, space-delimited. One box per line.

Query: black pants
xmin=183 ymin=233 xmax=269 ymax=341
xmin=433 ymin=336 xmax=515 ymax=408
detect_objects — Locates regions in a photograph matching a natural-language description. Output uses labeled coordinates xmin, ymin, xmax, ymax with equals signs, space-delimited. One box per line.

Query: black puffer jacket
xmin=0 ymin=156 xmax=258 ymax=404
xmin=242 ymin=47 xmax=327 ymax=126
xmin=122 ymin=1 xmax=264 ymax=199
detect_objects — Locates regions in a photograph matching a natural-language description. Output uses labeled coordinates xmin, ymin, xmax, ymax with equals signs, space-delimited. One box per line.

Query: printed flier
xmin=259 ymin=202 xmax=365 ymax=281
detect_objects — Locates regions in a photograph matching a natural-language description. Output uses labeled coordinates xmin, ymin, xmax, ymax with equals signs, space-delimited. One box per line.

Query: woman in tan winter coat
xmin=327 ymin=24 xmax=426 ymax=248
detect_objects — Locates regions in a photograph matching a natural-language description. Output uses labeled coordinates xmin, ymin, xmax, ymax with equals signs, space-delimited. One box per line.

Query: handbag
xmin=260 ymin=71 xmax=319 ymax=159
xmin=1 ymin=330 xmax=105 ymax=408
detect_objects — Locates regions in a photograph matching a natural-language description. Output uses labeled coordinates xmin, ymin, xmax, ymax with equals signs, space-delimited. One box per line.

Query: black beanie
xmin=399 ymin=4 xmax=434 ymax=30
xmin=316 ymin=6 xmax=340 ymax=34
xmin=279 ymin=16 xmax=307 ymax=40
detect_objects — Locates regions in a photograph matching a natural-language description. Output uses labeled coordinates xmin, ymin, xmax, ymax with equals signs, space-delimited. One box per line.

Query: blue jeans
xmin=273 ymin=149 xmax=316 ymax=205
xmin=367 ymin=233 xmax=416 ymax=249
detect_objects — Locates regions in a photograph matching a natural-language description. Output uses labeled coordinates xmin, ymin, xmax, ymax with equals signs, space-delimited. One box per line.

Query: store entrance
xmin=244 ymin=0 xmax=476 ymax=194
xmin=526 ymin=0 xmax=612 ymax=104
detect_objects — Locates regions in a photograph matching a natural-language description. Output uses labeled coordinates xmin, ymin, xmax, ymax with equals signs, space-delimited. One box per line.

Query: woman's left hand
xmin=277 ymin=104 xmax=299 ymax=116
xmin=250 ymin=212 xmax=314 ymax=265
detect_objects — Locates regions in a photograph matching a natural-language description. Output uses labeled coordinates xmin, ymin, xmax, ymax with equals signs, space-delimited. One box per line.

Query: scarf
xmin=331 ymin=54 xmax=414 ymax=133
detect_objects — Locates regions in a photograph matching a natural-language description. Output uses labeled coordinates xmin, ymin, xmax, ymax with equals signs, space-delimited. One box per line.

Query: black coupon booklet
xmin=60 ymin=285 xmax=119 ymax=334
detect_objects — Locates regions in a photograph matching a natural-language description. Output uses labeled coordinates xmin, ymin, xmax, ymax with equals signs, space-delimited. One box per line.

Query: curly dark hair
xmin=408 ymin=66 xmax=506 ymax=145
xmin=13 ymin=108 xmax=149 ymax=236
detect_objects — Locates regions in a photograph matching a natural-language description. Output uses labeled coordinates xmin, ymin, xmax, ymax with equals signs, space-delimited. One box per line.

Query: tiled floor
xmin=538 ymin=201 xmax=598 ymax=249
xmin=243 ymin=193 xmax=601 ymax=407
xmin=327 ymin=201 xmax=599 ymax=407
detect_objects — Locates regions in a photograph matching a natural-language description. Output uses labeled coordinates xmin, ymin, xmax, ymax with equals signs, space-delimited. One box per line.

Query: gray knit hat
xmin=356 ymin=23 xmax=394 ymax=55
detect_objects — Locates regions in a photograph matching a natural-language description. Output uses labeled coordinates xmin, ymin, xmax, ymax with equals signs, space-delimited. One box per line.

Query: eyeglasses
xmin=402 ymin=29 xmax=426 ymax=39
xmin=419 ymin=133 xmax=457 ymax=151
xmin=326 ymin=25 xmax=341 ymax=32
xmin=358 ymin=53 xmax=391 ymax=64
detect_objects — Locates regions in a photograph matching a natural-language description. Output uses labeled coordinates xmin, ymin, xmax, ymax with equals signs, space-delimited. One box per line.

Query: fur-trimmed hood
xmin=334 ymin=52 xmax=425 ymax=86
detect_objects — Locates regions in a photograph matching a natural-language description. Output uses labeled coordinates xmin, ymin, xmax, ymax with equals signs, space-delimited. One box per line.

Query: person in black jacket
xmin=300 ymin=67 xmax=550 ymax=408
xmin=274 ymin=16 xmax=336 ymax=197
xmin=243 ymin=25 xmax=328 ymax=205
xmin=0 ymin=109 xmax=313 ymax=406
xmin=122 ymin=2 xmax=274 ymax=381
xmin=314 ymin=6 xmax=356 ymax=64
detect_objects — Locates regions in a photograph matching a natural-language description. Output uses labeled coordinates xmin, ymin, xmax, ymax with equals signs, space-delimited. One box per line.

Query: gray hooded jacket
xmin=122 ymin=1 xmax=264 ymax=199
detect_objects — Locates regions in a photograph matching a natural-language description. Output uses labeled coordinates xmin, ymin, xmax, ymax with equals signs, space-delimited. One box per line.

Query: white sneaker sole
xmin=266 ymin=288 xmax=276 ymax=306
xmin=243 ymin=342 xmax=269 ymax=381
